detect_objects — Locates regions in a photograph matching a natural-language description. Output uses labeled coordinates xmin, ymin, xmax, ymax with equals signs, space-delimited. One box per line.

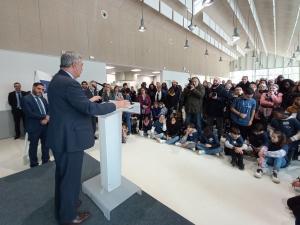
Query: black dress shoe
xmin=61 ymin=211 xmax=90 ymax=225
xmin=14 ymin=136 xmax=20 ymax=140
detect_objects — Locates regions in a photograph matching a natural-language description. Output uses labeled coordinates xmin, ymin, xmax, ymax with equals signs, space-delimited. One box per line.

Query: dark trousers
xmin=287 ymin=195 xmax=300 ymax=225
xmin=206 ymin=116 xmax=224 ymax=139
xmin=28 ymin=126 xmax=49 ymax=167
xmin=231 ymin=151 xmax=244 ymax=166
xmin=53 ymin=151 xmax=84 ymax=224
xmin=91 ymin=116 xmax=97 ymax=135
xmin=12 ymin=109 xmax=24 ymax=137
xmin=185 ymin=112 xmax=202 ymax=135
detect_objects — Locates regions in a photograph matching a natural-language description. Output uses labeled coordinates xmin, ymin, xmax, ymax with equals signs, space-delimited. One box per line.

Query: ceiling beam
xmin=272 ymin=0 xmax=277 ymax=56
xmin=286 ymin=4 xmax=300 ymax=55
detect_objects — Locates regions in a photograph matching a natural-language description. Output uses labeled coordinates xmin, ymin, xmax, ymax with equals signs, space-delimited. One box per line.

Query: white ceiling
xmin=194 ymin=0 xmax=300 ymax=58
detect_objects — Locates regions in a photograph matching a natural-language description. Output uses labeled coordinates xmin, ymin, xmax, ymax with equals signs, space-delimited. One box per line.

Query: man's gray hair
xmin=60 ymin=51 xmax=82 ymax=68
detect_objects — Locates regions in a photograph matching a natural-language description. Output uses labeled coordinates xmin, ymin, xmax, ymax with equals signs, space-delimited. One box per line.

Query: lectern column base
xmin=82 ymin=175 xmax=142 ymax=220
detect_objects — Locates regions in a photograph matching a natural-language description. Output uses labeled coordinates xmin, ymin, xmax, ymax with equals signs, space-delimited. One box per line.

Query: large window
xmin=230 ymin=67 xmax=299 ymax=83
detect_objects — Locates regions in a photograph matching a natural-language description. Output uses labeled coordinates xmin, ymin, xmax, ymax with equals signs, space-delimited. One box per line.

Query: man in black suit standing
xmin=47 ymin=51 xmax=129 ymax=225
xmin=22 ymin=82 xmax=50 ymax=167
xmin=8 ymin=82 xmax=28 ymax=139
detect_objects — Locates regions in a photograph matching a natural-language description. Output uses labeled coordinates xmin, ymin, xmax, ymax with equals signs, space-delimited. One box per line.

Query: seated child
xmin=271 ymin=107 xmax=300 ymax=162
xmin=224 ymin=126 xmax=247 ymax=170
xmin=196 ymin=126 xmax=222 ymax=156
xmin=254 ymin=130 xmax=288 ymax=184
xmin=151 ymin=101 xmax=161 ymax=121
xmin=159 ymin=101 xmax=168 ymax=116
xmin=150 ymin=114 xmax=167 ymax=142
xmin=175 ymin=123 xmax=198 ymax=151
xmin=287 ymin=95 xmax=300 ymax=116
xmin=164 ymin=115 xmax=181 ymax=144
xmin=122 ymin=123 xmax=128 ymax=144
xmin=139 ymin=115 xmax=152 ymax=137
xmin=248 ymin=122 xmax=269 ymax=156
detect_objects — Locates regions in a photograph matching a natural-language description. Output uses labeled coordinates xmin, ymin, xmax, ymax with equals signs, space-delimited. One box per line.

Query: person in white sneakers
xmin=254 ymin=130 xmax=288 ymax=184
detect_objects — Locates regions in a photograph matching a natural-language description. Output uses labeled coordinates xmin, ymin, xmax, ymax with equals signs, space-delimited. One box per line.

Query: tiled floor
xmin=0 ymin=135 xmax=298 ymax=225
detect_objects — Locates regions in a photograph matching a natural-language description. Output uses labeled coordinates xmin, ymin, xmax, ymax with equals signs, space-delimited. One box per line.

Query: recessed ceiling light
xmin=152 ymin=71 xmax=160 ymax=74
xmin=131 ymin=69 xmax=141 ymax=72
xmin=134 ymin=73 xmax=140 ymax=76
xmin=89 ymin=56 xmax=95 ymax=60
xmin=106 ymin=66 xmax=115 ymax=69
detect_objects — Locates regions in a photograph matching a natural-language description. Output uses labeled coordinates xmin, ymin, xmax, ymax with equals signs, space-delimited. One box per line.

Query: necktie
xmin=16 ymin=92 xmax=21 ymax=109
xmin=35 ymin=97 xmax=46 ymax=115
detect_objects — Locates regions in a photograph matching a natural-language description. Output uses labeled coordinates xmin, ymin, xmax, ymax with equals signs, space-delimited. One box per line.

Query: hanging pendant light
xmin=252 ymin=50 xmax=256 ymax=58
xmin=231 ymin=0 xmax=240 ymax=43
xmin=296 ymin=32 xmax=300 ymax=53
xmin=204 ymin=49 xmax=209 ymax=56
xmin=292 ymin=52 xmax=296 ymax=59
xmin=138 ymin=1 xmax=146 ymax=32
xmin=184 ymin=39 xmax=190 ymax=49
xmin=219 ymin=56 xmax=223 ymax=62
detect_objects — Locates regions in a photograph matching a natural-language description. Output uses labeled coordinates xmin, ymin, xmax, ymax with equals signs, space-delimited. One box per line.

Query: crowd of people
xmin=8 ymin=74 xmax=300 ymax=223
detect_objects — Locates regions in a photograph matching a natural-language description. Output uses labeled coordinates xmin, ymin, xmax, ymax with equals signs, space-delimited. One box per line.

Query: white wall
xmin=0 ymin=49 xmax=106 ymax=111
xmin=161 ymin=70 xmax=190 ymax=88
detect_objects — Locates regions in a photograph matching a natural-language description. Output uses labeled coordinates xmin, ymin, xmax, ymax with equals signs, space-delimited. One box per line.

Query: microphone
xmin=95 ymin=82 xmax=105 ymax=87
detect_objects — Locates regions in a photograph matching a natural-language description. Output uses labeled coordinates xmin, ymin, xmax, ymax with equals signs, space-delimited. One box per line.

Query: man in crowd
xmin=230 ymin=87 xmax=256 ymax=140
xmin=237 ymin=76 xmax=250 ymax=91
xmin=22 ymin=82 xmax=50 ymax=167
xmin=81 ymin=81 xmax=88 ymax=91
xmin=181 ymin=77 xmax=205 ymax=134
xmin=205 ymin=77 xmax=229 ymax=139
xmin=47 ymin=51 xmax=129 ymax=225
xmin=154 ymin=82 xmax=166 ymax=103
xmin=8 ymin=82 xmax=28 ymax=139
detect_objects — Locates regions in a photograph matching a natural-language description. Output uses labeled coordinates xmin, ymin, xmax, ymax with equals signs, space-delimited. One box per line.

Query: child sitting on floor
xmin=224 ymin=126 xmax=247 ymax=170
xmin=196 ymin=126 xmax=223 ymax=156
xmin=150 ymin=114 xmax=167 ymax=142
xmin=248 ymin=122 xmax=269 ymax=157
xmin=139 ymin=115 xmax=152 ymax=137
xmin=254 ymin=130 xmax=288 ymax=184
xmin=151 ymin=101 xmax=161 ymax=121
xmin=175 ymin=123 xmax=198 ymax=151
xmin=164 ymin=115 xmax=181 ymax=145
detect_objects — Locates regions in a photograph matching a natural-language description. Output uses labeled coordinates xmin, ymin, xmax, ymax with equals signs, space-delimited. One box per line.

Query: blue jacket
xmin=199 ymin=134 xmax=220 ymax=148
xmin=46 ymin=70 xmax=116 ymax=153
xmin=22 ymin=94 xmax=49 ymax=133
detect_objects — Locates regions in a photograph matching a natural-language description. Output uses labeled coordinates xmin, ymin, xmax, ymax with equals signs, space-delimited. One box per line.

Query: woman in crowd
xmin=148 ymin=83 xmax=157 ymax=104
xmin=138 ymin=88 xmax=151 ymax=130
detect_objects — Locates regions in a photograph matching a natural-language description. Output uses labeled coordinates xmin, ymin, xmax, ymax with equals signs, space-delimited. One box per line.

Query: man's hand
xmin=234 ymin=147 xmax=243 ymax=154
xmin=114 ymin=100 xmax=130 ymax=109
xmin=292 ymin=179 xmax=300 ymax=188
xmin=248 ymin=120 xmax=253 ymax=126
xmin=240 ymin=113 xmax=247 ymax=119
xmin=89 ymin=96 xmax=101 ymax=102
xmin=205 ymin=144 xmax=212 ymax=148
xmin=40 ymin=115 xmax=49 ymax=125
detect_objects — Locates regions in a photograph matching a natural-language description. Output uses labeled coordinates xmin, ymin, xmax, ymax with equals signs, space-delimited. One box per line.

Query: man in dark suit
xmin=22 ymin=82 xmax=50 ymax=167
xmin=47 ymin=51 xmax=129 ymax=225
xmin=8 ymin=82 xmax=28 ymax=139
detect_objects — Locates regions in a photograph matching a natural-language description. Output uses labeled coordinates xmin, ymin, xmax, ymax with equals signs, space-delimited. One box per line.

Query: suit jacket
xmin=8 ymin=91 xmax=28 ymax=111
xmin=84 ymin=88 xmax=97 ymax=99
xmin=22 ymin=94 xmax=48 ymax=133
xmin=46 ymin=69 xmax=116 ymax=153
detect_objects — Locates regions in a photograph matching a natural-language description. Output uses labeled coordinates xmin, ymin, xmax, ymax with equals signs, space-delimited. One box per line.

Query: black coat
xmin=8 ymin=91 xmax=28 ymax=111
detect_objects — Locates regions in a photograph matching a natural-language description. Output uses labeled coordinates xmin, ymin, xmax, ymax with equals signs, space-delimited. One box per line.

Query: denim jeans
xmin=123 ymin=112 xmax=131 ymax=134
xmin=166 ymin=136 xmax=180 ymax=145
xmin=265 ymin=157 xmax=287 ymax=171
xmin=185 ymin=112 xmax=202 ymax=134
xmin=196 ymin=143 xmax=222 ymax=155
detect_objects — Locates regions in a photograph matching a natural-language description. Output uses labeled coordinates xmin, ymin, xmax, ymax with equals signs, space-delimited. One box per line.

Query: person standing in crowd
xmin=181 ymin=77 xmax=205 ymax=134
xmin=46 ymin=51 xmax=129 ymax=225
xmin=83 ymin=81 xmax=101 ymax=139
xmin=280 ymin=79 xmax=295 ymax=109
xmin=166 ymin=81 xmax=181 ymax=115
xmin=138 ymin=87 xmax=151 ymax=130
xmin=258 ymin=84 xmax=282 ymax=123
xmin=161 ymin=82 xmax=168 ymax=93
xmin=205 ymin=77 xmax=229 ymax=139
xmin=130 ymin=86 xmax=137 ymax=102
xmin=287 ymin=177 xmax=300 ymax=225
xmin=237 ymin=76 xmax=250 ymax=91
xmin=154 ymin=83 xmax=166 ymax=103
xmin=230 ymin=87 xmax=256 ymax=140
xmin=101 ymin=83 xmax=113 ymax=102
xmin=8 ymin=82 xmax=28 ymax=139
xmin=111 ymin=85 xmax=124 ymax=100
xmin=22 ymin=82 xmax=50 ymax=168
xmin=148 ymin=83 xmax=157 ymax=104
xmin=81 ymin=81 xmax=88 ymax=91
